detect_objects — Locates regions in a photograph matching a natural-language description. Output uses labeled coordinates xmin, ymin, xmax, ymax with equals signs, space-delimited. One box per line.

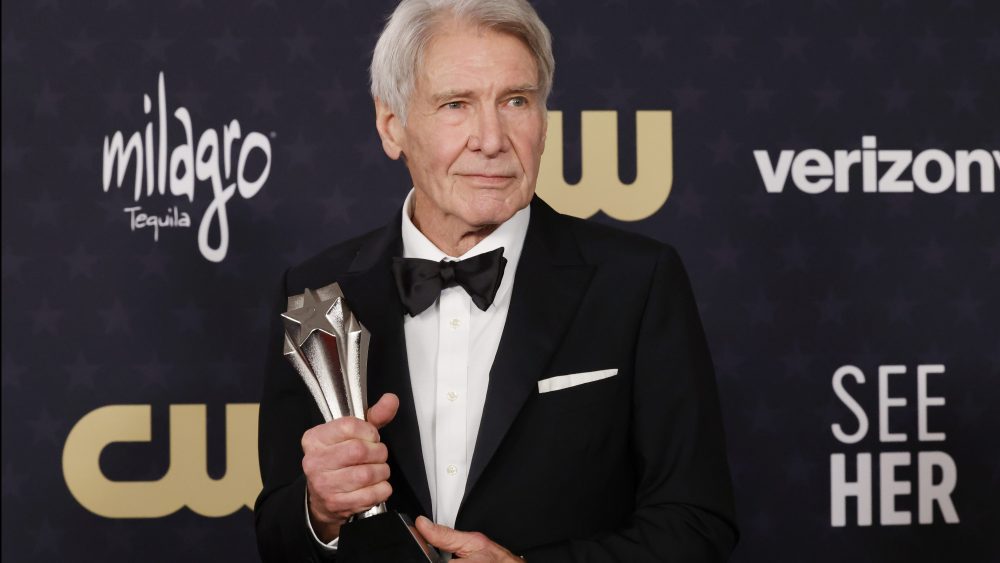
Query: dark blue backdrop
xmin=2 ymin=0 xmax=997 ymax=561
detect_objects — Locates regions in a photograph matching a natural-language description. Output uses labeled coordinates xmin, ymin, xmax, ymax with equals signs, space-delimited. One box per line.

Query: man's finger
xmin=415 ymin=516 xmax=482 ymax=554
xmin=367 ymin=393 xmax=400 ymax=430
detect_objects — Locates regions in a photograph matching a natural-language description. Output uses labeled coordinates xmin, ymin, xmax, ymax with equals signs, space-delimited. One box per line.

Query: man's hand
xmin=415 ymin=516 xmax=522 ymax=561
xmin=302 ymin=393 xmax=399 ymax=542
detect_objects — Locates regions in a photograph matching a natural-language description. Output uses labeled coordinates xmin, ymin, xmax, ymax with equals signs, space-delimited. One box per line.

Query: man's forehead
xmin=416 ymin=23 xmax=538 ymax=92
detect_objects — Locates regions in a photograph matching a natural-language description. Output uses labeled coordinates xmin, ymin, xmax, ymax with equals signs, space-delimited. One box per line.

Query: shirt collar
xmin=400 ymin=188 xmax=530 ymax=302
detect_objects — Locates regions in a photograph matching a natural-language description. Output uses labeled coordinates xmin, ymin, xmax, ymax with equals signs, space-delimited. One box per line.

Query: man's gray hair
xmin=370 ymin=0 xmax=554 ymax=124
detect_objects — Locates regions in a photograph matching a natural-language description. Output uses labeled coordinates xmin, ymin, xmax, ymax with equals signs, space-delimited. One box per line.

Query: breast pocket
xmin=535 ymin=368 xmax=620 ymax=411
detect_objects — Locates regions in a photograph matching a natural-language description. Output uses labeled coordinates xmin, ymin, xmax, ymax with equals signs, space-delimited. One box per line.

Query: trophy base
xmin=338 ymin=511 xmax=442 ymax=563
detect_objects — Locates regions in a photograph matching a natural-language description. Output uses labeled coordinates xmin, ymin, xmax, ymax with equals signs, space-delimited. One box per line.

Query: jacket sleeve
xmin=254 ymin=269 xmax=338 ymax=562
xmin=522 ymin=245 xmax=739 ymax=562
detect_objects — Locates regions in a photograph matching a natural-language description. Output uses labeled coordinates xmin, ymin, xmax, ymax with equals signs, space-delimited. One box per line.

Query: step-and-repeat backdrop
xmin=2 ymin=1 xmax=997 ymax=561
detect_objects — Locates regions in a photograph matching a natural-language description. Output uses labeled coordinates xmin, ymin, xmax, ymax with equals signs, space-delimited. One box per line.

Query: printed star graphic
xmin=173 ymin=302 xmax=206 ymax=334
xmin=31 ymin=299 xmax=63 ymax=335
xmin=63 ymin=135 xmax=94 ymax=171
xmin=177 ymin=78 xmax=210 ymax=114
xmin=779 ymin=237 xmax=810 ymax=271
xmin=812 ymin=80 xmax=843 ymax=111
xmin=780 ymin=344 xmax=813 ymax=378
xmin=886 ymin=292 xmax=915 ymax=323
xmin=65 ymin=351 xmax=100 ymax=389
xmin=321 ymin=187 xmax=358 ymax=224
xmin=671 ymin=80 xmax=705 ymax=112
xmin=64 ymin=244 xmax=99 ymax=278
xmin=744 ymin=78 xmax=776 ymax=112
xmin=988 ymin=240 xmax=1000 ymax=270
xmin=707 ymin=26 xmax=741 ymax=60
xmin=881 ymin=79 xmax=911 ymax=111
xmin=2 ymin=244 xmax=29 ymax=280
xmin=708 ymin=131 xmax=740 ymax=165
xmin=981 ymin=30 xmax=1000 ymax=61
xmin=635 ymin=28 xmax=667 ymax=59
xmin=137 ymin=354 xmax=169 ymax=387
xmin=31 ymin=518 xmax=61 ymax=555
xmin=818 ymin=292 xmax=848 ymax=324
xmin=139 ymin=29 xmax=173 ymax=62
xmin=948 ymin=82 xmax=979 ymax=113
xmin=35 ymin=82 xmax=64 ymax=117
xmin=2 ymin=353 xmax=26 ymax=389
xmin=103 ymin=80 xmax=132 ymax=116
xmin=776 ymin=28 xmax=808 ymax=61
xmin=29 ymin=409 xmax=61 ymax=445
xmin=598 ymin=78 xmax=636 ymax=107
xmin=746 ymin=293 xmax=775 ymax=325
xmin=284 ymin=27 xmax=318 ymax=62
xmin=99 ymin=299 xmax=131 ymax=333
xmin=845 ymin=27 xmax=877 ymax=60
xmin=2 ymin=462 xmax=25 ymax=498
xmin=248 ymin=80 xmax=282 ymax=115
xmin=709 ymin=240 xmax=741 ymax=272
xmin=1 ymin=33 xmax=26 ymax=64
xmin=282 ymin=288 xmax=341 ymax=346
xmin=0 ymin=135 xmax=28 ymax=172
xmin=65 ymin=30 xmax=99 ymax=64
xmin=916 ymin=29 xmax=946 ymax=62
xmin=28 ymin=191 xmax=62 ymax=225
xmin=319 ymin=77 xmax=357 ymax=115
xmin=952 ymin=291 xmax=982 ymax=324
xmin=209 ymin=27 xmax=243 ymax=63
xmin=671 ymin=185 xmax=704 ymax=219
xmin=139 ymin=246 xmax=170 ymax=278
xmin=564 ymin=26 xmax=597 ymax=60
xmin=284 ymin=132 xmax=318 ymax=167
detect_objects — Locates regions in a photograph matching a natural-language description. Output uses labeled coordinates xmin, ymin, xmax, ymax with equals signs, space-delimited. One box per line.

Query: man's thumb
xmin=367 ymin=392 xmax=399 ymax=430
xmin=415 ymin=516 xmax=462 ymax=551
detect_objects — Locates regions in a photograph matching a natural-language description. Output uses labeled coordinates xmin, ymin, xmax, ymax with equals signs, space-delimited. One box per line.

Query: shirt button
xmin=446 ymin=391 xmax=459 ymax=402
xmin=449 ymin=318 xmax=461 ymax=329
xmin=446 ymin=464 xmax=458 ymax=476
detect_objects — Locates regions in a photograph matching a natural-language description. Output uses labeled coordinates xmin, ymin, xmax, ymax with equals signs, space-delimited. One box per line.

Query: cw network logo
xmin=754 ymin=136 xmax=998 ymax=194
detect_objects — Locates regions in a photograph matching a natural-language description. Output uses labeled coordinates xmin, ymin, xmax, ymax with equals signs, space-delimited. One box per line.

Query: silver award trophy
xmin=282 ymin=282 xmax=441 ymax=563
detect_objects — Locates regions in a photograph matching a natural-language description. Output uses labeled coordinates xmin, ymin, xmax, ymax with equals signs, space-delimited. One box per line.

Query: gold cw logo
xmin=63 ymin=404 xmax=261 ymax=518
xmin=537 ymin=111 xmax=673 ymax=221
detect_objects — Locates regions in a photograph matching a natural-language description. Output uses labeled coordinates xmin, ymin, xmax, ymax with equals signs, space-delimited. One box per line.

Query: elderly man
xmin=255 ymin=0 xmax=738 ymax=560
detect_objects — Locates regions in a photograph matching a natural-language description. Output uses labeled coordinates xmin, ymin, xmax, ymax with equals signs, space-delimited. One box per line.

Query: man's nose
xmin=468 ymin=107 xmax=506 ymax=156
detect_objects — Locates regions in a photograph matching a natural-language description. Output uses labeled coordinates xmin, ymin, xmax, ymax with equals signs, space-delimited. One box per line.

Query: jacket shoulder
xmin=282 ymin=224 xmax=389 ymax=296
xmin=556 ymin=212 xmax=680 ymax=267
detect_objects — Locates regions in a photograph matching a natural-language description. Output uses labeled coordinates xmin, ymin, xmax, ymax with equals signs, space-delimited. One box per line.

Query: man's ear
xmin=540 ymin=107 xmax=548 ymax=154
xmin=374 ymin=97 xmax=405 ymax=160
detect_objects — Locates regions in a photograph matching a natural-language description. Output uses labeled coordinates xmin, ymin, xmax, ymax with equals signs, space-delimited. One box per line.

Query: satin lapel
xmin=337 ymin=221 xmax=433 ymax=518
xmin=463 ymin=199 xmax=594 ymax=503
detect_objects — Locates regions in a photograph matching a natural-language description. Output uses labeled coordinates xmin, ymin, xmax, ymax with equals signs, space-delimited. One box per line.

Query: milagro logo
xmin=754 ymin=136 xmax=998 ymax=194
xmin=102 ymin=72 xmax=272 ymax=262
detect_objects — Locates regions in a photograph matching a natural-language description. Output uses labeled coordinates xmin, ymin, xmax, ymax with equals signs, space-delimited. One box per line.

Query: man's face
xmin=382 ymin=21 xmax=547 ymax=231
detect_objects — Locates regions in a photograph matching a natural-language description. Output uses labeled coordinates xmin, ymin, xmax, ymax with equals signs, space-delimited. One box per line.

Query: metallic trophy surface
xmin=282 ymin=282 xmax=441 ymax=563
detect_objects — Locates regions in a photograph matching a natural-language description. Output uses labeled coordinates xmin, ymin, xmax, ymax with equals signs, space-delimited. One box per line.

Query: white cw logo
xmin=754 ymin=136 xmax=998 ymax=194
xmin=102 ymin=72 xmax=272 ymax=262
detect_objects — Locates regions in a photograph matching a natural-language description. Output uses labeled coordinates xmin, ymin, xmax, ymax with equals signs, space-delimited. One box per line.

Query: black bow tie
xmin=392 ymin=247 xmax=507 ymax=316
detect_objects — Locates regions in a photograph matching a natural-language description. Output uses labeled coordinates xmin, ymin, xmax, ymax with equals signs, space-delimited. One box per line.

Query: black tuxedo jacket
xmin=255 ymin=197 xmax=738 ymax=562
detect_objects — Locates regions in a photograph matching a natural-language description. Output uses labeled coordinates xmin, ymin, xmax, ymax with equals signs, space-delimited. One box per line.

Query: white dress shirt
xmin=309 ymin=188 xmax=530 ymax=549
xmin=400 ymin=189 xmax=530 ymax=529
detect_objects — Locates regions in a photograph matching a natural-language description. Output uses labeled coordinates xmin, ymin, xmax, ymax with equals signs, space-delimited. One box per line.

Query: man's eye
xmin=444 ymin=101 xmax=464 ymax=110
xmin=507 ymin=96 xmax=527 ymax=107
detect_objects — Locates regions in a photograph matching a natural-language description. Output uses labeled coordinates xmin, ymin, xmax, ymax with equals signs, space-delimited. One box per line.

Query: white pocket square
xmin=537 ymin=369 xmax=618 ymax=393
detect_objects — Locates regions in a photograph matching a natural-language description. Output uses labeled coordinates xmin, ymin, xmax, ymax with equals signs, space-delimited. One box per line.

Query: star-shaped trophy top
xmin=281 ymin=288 xmax=342 ymax=346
